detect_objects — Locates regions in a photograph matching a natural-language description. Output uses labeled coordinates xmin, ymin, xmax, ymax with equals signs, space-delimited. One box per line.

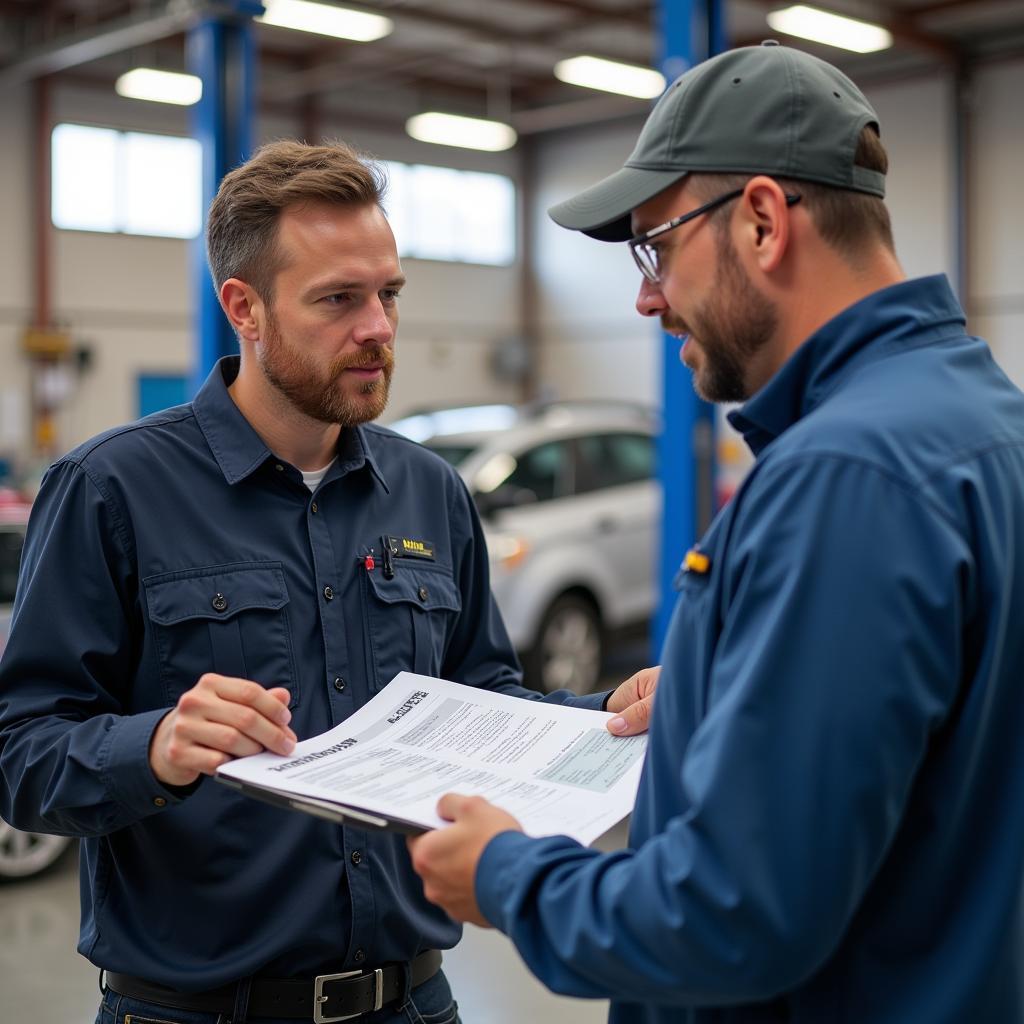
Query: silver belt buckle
xmin=313 ymin=968 xmax=384 ymax=1024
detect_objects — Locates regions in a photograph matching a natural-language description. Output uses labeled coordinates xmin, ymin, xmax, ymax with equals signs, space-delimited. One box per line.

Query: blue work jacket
xmin=477 ymin=275 xmax=1024 ymax=1022
xmin=0 ymin=356 xmax=605 ymax=989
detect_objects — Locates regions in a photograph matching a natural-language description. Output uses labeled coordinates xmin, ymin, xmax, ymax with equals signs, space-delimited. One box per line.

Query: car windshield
xmin=425 ymin=443 xmax=479 ymax=468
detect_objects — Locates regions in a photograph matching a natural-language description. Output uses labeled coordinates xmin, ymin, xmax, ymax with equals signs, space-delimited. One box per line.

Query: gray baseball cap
xmin=549 ymin=41 xmax=884 ymax=242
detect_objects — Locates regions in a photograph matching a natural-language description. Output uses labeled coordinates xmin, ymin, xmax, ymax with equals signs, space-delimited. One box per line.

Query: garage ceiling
xmin=1 ymin=0 xmax=1023 ymax=137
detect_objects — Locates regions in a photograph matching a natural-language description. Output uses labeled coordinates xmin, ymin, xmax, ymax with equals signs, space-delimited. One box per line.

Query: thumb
xmin=436 ymin=792 xmax=479 ymax=822
xmin=268 ymin=687 xmax=291 ymax=705
xmin=607 ymin=694 xmax=653 ymax=736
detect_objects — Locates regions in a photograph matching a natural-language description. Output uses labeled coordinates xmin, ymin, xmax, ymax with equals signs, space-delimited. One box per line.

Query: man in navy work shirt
xmin=0 ymin=140 xmax=655 ymax=1024
xmin=409 ymin=43 xmax=1024 ymax=1023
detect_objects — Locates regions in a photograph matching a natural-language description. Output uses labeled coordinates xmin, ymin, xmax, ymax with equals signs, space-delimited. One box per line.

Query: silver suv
xmin=388 ymin=402 xmax=659 ymax=694
xmin=0 ymin=504 xmax=74 ymax=880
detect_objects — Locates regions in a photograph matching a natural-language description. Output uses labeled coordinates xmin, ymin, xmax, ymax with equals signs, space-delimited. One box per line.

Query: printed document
xmin=217 ymin=671 xmax=647 ymax=845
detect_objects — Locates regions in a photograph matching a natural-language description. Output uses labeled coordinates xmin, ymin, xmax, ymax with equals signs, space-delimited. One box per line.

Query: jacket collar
xmin=727 ymin=275 xmax=967 ymax=457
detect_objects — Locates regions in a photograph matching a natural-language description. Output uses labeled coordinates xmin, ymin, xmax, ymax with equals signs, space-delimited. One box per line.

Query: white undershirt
xmin=300 ymin=459 xmax=336 ymax=493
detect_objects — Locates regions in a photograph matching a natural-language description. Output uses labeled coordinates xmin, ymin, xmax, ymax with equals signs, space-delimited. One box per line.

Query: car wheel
xmin=524 ymin=593 xmax=603 ymax=696
xmin=0 ymin=822 xmax=71 ymax=881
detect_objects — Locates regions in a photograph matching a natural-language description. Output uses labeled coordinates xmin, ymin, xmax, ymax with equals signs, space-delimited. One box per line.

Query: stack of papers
xmin=217 ymin=672 xmax=647 ymax=845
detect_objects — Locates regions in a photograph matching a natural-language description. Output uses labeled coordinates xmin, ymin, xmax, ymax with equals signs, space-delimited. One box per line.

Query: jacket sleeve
xmin=441 ymin=474 xmax=609 ymax=711
xmin=474 ymin=455 xmax=972 ymax=1005
xmin=0 ymin=460 xmax=192 ymax=838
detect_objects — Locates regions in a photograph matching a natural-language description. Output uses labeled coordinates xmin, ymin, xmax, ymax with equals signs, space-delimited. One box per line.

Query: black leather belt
xmin=105 ymin=949 xmax=442 ymax=1023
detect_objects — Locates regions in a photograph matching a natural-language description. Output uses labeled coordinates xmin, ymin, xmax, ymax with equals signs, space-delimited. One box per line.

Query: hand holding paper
xmin=408 ymin=794 xmax=523 ymax=927
xmin=605 ymin=665 xmax=661 ymax=735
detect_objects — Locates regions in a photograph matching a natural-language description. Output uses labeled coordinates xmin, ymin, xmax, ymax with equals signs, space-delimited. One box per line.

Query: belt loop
xmin=231 ymin=976 xmax=253 ymax=1024
xmin=394 ymin=961 xmax=413 ymax=1013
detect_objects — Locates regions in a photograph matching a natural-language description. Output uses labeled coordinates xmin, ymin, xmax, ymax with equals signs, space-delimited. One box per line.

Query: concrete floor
xmin=0 ymin=820 xmax=628 ymax=1024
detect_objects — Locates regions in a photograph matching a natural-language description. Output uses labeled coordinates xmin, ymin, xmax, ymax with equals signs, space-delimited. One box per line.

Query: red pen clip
xmin=364 ymin=554 xmax=375 ymax=571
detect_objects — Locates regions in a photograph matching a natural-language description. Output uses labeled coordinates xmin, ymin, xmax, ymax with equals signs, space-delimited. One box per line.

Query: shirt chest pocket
xmin=144 ymin=562 xmax=298 ymax=707
xmin=362 ymin=563 xmax=462 ymax=690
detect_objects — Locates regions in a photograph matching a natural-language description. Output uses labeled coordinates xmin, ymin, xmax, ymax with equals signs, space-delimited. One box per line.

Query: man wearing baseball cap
xmin=410 ymin=42 xmax=1024 ymax=1022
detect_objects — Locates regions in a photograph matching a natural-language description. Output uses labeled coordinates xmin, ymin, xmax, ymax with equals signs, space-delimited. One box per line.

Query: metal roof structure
xmin=1 ymin=1 xmax=1022 ymax=138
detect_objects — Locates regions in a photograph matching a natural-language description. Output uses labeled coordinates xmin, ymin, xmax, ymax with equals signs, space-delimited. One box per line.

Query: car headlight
xmin=490 ymin=534 xmax=530 ymax=571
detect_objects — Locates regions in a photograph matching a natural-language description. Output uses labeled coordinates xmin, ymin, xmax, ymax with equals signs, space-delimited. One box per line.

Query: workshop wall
xmin=1 ymin=83 xmax=524 ymax=468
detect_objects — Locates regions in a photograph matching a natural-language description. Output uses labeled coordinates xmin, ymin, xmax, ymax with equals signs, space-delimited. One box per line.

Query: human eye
xmin=380 ymin=288 xmax=402 ymax=304
xmin=322 ymin=292 xmax=351 ymax=305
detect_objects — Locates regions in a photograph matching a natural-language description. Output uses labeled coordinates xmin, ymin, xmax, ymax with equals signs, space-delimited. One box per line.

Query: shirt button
xmin=350 ymin=850 xmax=362 ymax=866
xmin=211 ymin=593 xmax=228 ymax=612
xmin=323 ymin=585 xmax=334 ymax=601
xmin=418 ymin=586 xmax=429 ymax=602
xmin=333 ymin=677 xmax=346 ymax=693
xmin=353 ymin=949 xmax=366 ymax=964
xmin=275 ymin=464 xmax=284 ymax=472
xmin=153 ymin=797 xmax=167 ymax=808
xmin=311 ymin=502 xmax=318 ymax=513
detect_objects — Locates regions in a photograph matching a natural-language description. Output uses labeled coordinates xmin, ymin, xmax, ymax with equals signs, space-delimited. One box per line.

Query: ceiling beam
xmin=0 ymin=0 xmax=198 ymax=84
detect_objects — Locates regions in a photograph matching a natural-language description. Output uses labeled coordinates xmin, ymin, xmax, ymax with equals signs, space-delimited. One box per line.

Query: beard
xmin=665 ymin=233 xmax=777 ymax=403
xmin=257 ymin=312 xmax=394 ymax=427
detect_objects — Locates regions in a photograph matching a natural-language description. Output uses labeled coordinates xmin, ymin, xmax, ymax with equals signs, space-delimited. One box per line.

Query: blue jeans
xmin=96 ymin=969 xmax=461 ymax=1024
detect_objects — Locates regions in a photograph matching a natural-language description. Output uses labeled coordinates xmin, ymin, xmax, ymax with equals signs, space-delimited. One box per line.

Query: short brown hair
xmin=691 ymin=126 xmax=894 ymax=262
xmin=206 ymin=139 xmax=386 ymax=303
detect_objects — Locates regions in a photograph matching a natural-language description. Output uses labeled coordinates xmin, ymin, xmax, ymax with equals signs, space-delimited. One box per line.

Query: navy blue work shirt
xmin=0 ymin=356 xmax=606 ymax=989
xmin=477 ymin=276 xmax=1024 ymax=1022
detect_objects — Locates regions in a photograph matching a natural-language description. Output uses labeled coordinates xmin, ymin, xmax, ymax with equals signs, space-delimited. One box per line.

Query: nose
xmin=636 ymin=275 xmax=668 ymax=318
xmin=353 ymin=295 xmax=395 ymax=347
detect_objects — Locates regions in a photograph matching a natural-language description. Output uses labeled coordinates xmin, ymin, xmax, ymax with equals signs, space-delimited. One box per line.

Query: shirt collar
xmin=192 ymin=356 xmax=390 ymax=491
xmin=727 ymin=275 xmax=967 ymax=457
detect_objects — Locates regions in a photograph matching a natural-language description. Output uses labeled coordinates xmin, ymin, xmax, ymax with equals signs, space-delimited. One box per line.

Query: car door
xmin=569 ymin=431 xmax=658 ymax=628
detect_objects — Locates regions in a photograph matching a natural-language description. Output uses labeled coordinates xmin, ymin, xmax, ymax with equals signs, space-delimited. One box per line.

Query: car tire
xmin=523 ymin=592 xmax=604 ymax=696
xmin=0 ymin=822 xmax=72 ymax=881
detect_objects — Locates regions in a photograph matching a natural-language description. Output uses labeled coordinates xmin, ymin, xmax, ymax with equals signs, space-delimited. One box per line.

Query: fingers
xmin=607 ymin=693 xmax=654 ymax=736
xmin=149 ymin=674 xmax=297 ymax=788
xmin=203 ymin=683 xmax=296 ymax=751
xmin=407 ymin=794 xmax=520 ymax=927
xmin=208 ymin=675 xmax=294 ymax=728
xmin=436 ymin=792 xmax=484 ymax=822
xmin=156 ymin=723 xmax=236 ymax=781
xmin=604 ymin=664 xmax=661 ymax=714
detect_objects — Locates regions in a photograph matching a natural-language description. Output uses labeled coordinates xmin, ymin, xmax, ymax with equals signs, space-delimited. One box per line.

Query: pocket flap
xmin=144 ymin=563 xmax=289 ymax=625
xmin=366 ymin=565 xmax=461 ymax=613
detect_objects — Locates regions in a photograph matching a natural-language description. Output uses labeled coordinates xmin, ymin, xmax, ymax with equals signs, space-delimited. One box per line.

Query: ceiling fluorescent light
xmin=554 ymin=56 xmax=666 ymax=99
xmin=766 ymin=5 xmax=893 ymax=54
xmin=115 ymin=68 xmax=202 ymax=106
xmin=406 ymin=113 xmax=517 ymax=152
xmin=258 ymin=0 xmax=393 ymax=42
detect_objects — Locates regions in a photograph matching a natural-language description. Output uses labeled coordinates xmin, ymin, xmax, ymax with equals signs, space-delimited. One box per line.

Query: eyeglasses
xmin=628 ymin=188 xmax=802 ymax=285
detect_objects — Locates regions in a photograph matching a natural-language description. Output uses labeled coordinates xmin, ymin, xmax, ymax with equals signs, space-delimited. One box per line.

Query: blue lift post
xmin=187 ymin=1 xmax=263 ymax=394
xmin=653 ymin=0 xmax=729 ymax=657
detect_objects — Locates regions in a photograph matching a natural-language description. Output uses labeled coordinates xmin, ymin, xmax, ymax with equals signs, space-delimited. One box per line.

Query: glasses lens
xmin=632 ymin=243 xmax=659 ymax=284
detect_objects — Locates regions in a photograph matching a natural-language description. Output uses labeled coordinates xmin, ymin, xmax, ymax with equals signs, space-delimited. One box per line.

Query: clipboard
xmin=215 ymin=775 xmax=428 ymax=836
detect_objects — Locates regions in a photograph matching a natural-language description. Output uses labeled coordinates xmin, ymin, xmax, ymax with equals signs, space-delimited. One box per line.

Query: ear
xmin=220 ymin=278 xmax=264 ymax=342
xmin=735 ymin=176 xmax=793 ymax=274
